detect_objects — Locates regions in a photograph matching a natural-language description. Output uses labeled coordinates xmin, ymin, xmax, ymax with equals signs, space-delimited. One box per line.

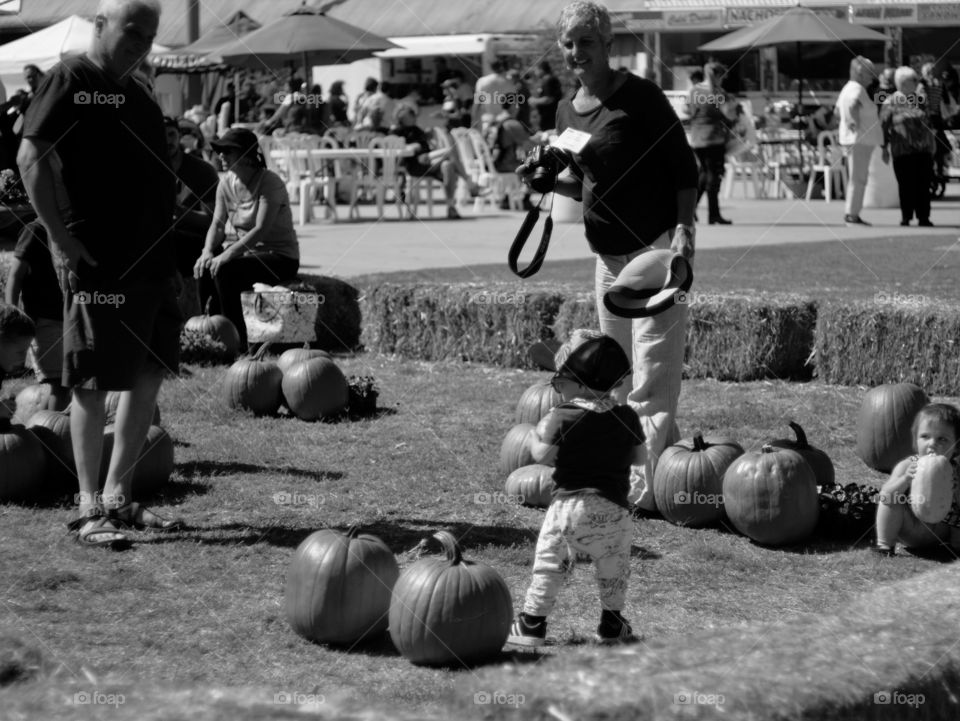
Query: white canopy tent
xmin=0 ymin=15 xmax=167 ymax=93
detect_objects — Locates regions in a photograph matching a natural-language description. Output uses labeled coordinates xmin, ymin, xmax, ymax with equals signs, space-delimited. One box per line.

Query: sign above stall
xmin=917 ymin=3 xmax=960 ymax=24
xmin=612 ymin=9 xmax=726 ymax=31
xmin=851 ymin=4 xmax=918 ymax=24
xmin=724 ymin=5 xmax=848 ymax=27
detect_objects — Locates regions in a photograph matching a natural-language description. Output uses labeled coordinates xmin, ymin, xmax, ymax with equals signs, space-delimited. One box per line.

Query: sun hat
xmin=210 ymin=127 xmax=260 ymax=157
xmin=554 ymin=335 xmax=631 ymax=393
xmin=603 ymin=249 xmax=693 ymax=319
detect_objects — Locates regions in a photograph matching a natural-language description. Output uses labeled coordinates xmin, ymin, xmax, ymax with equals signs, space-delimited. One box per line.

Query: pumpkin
xmin=499 ymin=423 xmax=537 ymax=475
xmin=856 ymin=383 xmax=929 ymax=473
xmin=281 ymin=357 xmax=349 ymax=421
xmin=104 ymin=391 xmax=161 ymax=425
xmin=653 ymin=433 xmax=744 ymax=527
xmin=0 ymin=419 xmax=47 ymax=502
xmin=277 ymin=344 xmax=332 ymax=375
xmin=26 ymin=410 xmax=74 ymax=489
xmin=285 ymin=525 xmax=399 ymax=645
xmin=910 ymin=454 xmax=954 ymax=524
xmin=13 ymin=383 xmax=64 ymax=423
xmin=388 ymin=531 xmax=512 ymax=666
xmin=766 ymin=421 xmax=835 ymax=487
xmin=722 ymin=445 xmax=819 ymax=546
xmin=514 ymin=382 xmax=561 ymax=425
xmin=223 ymin=346 xmax=284 ymax=416
xmin=505 ymin=464 xmax=555 ymax=508
xmin=100 ymin=424 xmax=174 ymax=498
xmin=184 ymin=300 xmax=242 ymax=358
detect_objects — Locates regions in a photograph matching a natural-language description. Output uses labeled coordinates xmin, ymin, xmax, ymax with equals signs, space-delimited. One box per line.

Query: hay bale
xmin=294 ymin=274 xmax=362 ymax=352
xmin=459 ymin=563 xmax=960 ymax=720
xmin=815 ymin=300 xmax=960 ymax=395
xmin=360 ymin=283 xmax=563 ymax=368
xmin=554 ymin=292 xmax=817 ymax=382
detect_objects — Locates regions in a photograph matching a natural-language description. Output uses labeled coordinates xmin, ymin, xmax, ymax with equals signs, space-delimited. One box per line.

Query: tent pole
xmin=797 ymin=41 xmax=804 ymax=172
xmin=234 ymin=69 xmax=240 ymax=126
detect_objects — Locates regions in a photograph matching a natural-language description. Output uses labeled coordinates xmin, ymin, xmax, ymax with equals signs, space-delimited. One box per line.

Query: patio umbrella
xmin=212 ymin=4 xmax=398 ymax=74
xmin=699 ymin=5 xmax=888 ymax=159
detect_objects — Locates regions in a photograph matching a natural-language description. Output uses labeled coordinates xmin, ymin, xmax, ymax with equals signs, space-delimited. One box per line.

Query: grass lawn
xmin=1 ymin=353 xmax=955 ymax=718
xmin=352 ymin=234 xmax=960 ymax=305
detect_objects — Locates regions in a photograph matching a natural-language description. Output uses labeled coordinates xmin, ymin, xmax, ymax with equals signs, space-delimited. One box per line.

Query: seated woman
xmin=194 ymin=128 xmax=300 ymax=350
xmin=388 ymin=104 xmax=481 ymax=219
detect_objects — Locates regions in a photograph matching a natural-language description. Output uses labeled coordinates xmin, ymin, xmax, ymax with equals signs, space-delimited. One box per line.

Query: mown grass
xmin=352 ymin=234 xmax=960 ymax=306
xmin=1 ymin=353 xmax=955 ymax=719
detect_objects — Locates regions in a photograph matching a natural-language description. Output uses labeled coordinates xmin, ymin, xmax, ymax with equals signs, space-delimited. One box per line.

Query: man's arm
xmin=4 ymin=257 xmax=28 ymax=306
xmin=17 ymin=138 xmax=94 ymax=271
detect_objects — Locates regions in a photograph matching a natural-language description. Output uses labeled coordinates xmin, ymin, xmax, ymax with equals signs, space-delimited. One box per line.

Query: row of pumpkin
xmin=496 ymin=380 xmax=944 ymax=546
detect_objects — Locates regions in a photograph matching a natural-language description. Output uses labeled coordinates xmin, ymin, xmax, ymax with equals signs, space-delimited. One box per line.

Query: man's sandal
xmin=107 ymin=502 xmax=184 ymax=533
xmin=67 ymin=512 xmax=132 ymax=550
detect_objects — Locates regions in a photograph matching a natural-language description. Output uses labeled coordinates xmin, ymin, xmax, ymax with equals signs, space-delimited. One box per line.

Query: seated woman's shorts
xmin=63 ymin=277 xmax=181 ymax=390
xmin=29 ymin=317 xmax=64 ymax=383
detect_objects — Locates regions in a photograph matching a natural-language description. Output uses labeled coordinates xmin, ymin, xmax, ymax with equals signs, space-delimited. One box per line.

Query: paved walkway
xmin=295 ymin=189 xmax=960 ymax=279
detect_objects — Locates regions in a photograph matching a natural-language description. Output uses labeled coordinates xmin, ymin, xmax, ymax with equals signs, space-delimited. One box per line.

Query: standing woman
xmin=328 ymin=80 xmax=349 ymax=126
xmin=880 ymin=66 xmax=936 ymax=227
xmin=519 ymin=0 xmax=698 ymax=512
xmin=686 ymin=61 xmax=732 ymax=224
xmin=194 ymin=128 xmax=300 ymax=350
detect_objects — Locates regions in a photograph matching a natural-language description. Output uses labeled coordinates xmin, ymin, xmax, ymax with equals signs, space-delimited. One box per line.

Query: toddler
xmin=0 ymin=303 xmax=37 ymax=421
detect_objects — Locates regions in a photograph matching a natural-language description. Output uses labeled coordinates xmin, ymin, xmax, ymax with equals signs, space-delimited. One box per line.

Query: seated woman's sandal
xmin=67 ymin=511 xmax=132 ymax=550
xmin=107 ymin=502 xmax=184 ymax=532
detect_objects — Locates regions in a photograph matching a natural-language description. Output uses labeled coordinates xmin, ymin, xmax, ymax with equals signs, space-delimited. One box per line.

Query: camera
xmin=522 ymin=144 xmax=569 ymax=193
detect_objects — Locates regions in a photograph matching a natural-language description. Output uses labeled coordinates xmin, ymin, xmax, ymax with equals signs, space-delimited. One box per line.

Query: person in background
xmin=473 ymin=58 xmax=514 ymax=126
xmin=214 ymin=81 xmax=235 ymax=117
xmin=5 ymin=220 xmax=69 ymax=411
xmin=508 ymin=68 xmax=531 ymax=129
xmin=919 ymin=62 xmax=950 ymax=189
xmin=433 ymin=56 xmax=455 ymax=102
xmin=355 ymin=78 xmax=392 ymax=132
xmin=686 ymin=61 xmax=732 ymax=225
xmin=804 ymin=104 xmax=839 ymax=147
xmin=485 ymin=104 xmax=534 ymax=209
xmin=880 ymin=66 xmax=935 ymax=227
xmin=327 ymin=80 xmax=349 ymax=126
xmin=352 ymin=76 xmax=377 ymax=126
xmin=437 ymin=76 xmax=472 ymax=129
xmin=940 ymin=65 xmax=960 ymax=128
xmin=836 ymin=56 xmax=882 ymax=226
xmin=527 ymin=61 xmax=563 ymax=132
xmin=0 ymin=303 xmax=35 ymax=422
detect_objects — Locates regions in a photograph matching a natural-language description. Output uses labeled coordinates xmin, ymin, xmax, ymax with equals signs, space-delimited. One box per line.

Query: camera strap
xmin=508 ymin=192 xmax=554 ymax=278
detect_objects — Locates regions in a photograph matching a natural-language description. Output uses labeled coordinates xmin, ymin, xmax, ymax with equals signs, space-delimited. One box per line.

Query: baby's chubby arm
xmin=878 ymin=457 xmax=915 ymax=503
xmin=530 ymin=415 xmax=559 ymax=466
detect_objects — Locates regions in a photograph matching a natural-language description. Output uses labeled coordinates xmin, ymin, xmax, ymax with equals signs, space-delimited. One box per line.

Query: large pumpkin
xmin=185 ymin=301 xmax=241 ymax=358
xmin=99 ymin=424 xmax=174 ymax=498
xmin=13 ymin=384 xmax=53 ymax=424
xmin=285 ymin=526 xmax=399 ymax=645
xmin=766 ymin=421 xmax=835 ymax=487
xmin=223 ymin=350 xmax=284 ymax=416
xmin=653 ymin=433 xmax=744 ymax=527
xmin=505 ymin=464 xmax=555 ymax=508
xmin=514 ymin=382 xmax=561 ymax=425
xmin=722 ymin=446 xmax=819 ymax=546
xmin=277 ymin=345 xmax=332 ymax=376
xmin=104 ymin=391 xmax=161 ymax=425
xmin=281 ymin=357 xmax=349 ymax=421
xmin=0 ymin=419 xmax=47 ymax=502
xmin=856 ymin=383 xmax=928 ymax=472
xmin=388 ymin=531 xmax=512 ymax=666
xmin=499 ymin=423 xmax=537 ymax=475
xmin=26 ymin=410 xmax=74 ymax=490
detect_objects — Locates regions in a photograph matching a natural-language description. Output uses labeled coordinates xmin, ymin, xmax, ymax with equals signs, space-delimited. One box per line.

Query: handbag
xmin=240 ymin=284 xmax=319 ymax=344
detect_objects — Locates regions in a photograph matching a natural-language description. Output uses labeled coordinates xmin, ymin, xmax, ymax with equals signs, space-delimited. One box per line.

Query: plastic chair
xmin=349 ymin=135 xmax=405 ymax=220
xmin=805 ymin=130 xmax=846 ymax=202
xmin=723 ymin=148 xmax=766 ymax=199
xmin=467 ymin=128 xmax=526 ymax=211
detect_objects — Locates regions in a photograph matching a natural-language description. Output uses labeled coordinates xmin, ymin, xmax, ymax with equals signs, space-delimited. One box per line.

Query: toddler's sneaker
xmin=596 ymin=611 xmax=638 ymax=645
xmin=506 ymin=613 xmax=546 ymax=648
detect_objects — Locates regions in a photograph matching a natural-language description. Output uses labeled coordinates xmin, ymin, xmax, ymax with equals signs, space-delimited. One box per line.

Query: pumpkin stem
xmin=693 ymin=433 xmax=707 ymax=451
xmin=432 ymin=530 xmax=462 ymax=565
xmin=252 ymin=342 xmax=272 ymax=361
xmin=345 ymin=525 xmax=360 ymax=538
xmin=761 ymin=444 xmax=776 ymax=454
xmin=204 ymin=296 xmax=212 ymax=316
xmin=788 ymin=421 xmax=809 ymax=448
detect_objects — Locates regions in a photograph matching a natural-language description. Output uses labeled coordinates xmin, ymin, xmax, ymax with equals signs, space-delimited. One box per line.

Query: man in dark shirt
xmin=165 ymin=116 xmax=219 ymax=277
xmin=528 ymin=62 xmax=563 ymax=131
xmin=19 ymin=0 xmax=182 ymax=548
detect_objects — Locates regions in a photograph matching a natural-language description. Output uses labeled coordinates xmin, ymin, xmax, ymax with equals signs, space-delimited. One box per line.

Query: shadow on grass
xmin=176 ymin=459 xmax=343 ymax=482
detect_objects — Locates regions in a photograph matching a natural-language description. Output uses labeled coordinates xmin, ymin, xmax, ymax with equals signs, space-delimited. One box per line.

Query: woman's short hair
xmin=894 ymin=65 xmax=918 ymax=91
xmin=557 ymin=1 xmax=613 ymax=44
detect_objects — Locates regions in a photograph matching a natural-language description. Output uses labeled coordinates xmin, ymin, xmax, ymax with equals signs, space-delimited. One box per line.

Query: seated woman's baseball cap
xmin=603 ymin=249 xmax=693 ymax=318
xmin=554 ymin=335 xmax=631 ymax=393
xmin=210 ymin=127 xmax=260 ymax=157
